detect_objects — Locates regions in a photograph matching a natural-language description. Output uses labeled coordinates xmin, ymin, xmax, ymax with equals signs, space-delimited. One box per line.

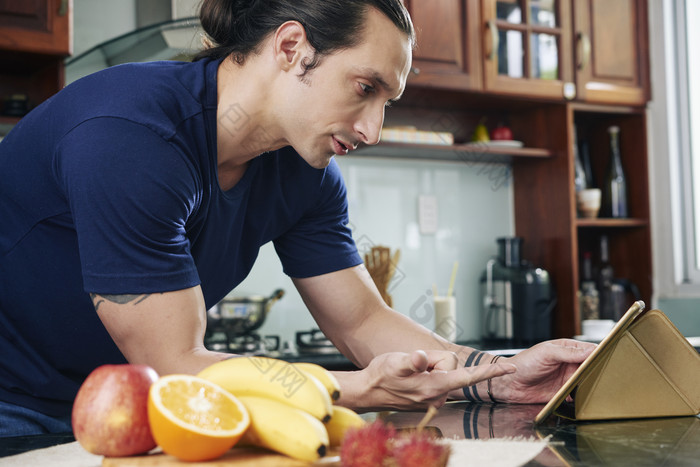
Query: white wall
xmin=240 ymin=157 xmax=515 ymax=346
xmin=73 ymin=0 xmax=137 ymax=56
xmin=171 ymin=0 xmax=200 ymax=19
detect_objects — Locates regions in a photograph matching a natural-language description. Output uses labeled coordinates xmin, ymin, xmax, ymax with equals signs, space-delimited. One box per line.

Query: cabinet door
xmin=481 ymin=0 xmax=574 ymax=100
xmin=573 ymin=0 xmax=650 ymax=105
xmin=404 ymin=0 xmax=481 ymax=91
xmin=0 ymin=0 xmax=71 ymax=55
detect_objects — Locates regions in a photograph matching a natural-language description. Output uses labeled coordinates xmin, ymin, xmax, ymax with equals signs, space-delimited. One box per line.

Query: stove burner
xmin=296 ymin=329 xmax=340 ymax=355
xmin=204 ymin=330 xmax=279 ymax=356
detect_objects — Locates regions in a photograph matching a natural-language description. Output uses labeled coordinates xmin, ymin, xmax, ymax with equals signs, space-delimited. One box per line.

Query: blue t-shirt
xmin=0 ymin=58 xmax=361 ymax=417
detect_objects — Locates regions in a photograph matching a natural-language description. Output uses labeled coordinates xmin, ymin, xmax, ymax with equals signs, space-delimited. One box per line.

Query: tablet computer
xmin=534 ymin=300 xmax=646 ymax=425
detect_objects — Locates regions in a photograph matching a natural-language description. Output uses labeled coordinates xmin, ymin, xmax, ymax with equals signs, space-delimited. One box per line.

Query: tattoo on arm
xmin=89 ymin=293 xmax=152 ymax=311
xmin=463 ymin=351 xmax=487 ymax=402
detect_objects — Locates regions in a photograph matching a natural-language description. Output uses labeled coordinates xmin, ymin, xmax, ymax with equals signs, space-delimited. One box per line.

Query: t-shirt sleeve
xmin=273 ymin=160 xmax=362 ymax=278
xmin=54 ymin=117 xmax=201 ymax=294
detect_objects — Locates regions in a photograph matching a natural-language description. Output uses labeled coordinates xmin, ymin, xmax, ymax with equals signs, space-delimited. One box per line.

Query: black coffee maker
xmin=480 ymin=237 xmax=556 ymax=346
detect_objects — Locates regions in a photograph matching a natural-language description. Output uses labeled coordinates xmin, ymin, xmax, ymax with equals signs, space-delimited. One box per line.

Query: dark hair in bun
xmin=195 ymin=0 xmax=414 ymax=73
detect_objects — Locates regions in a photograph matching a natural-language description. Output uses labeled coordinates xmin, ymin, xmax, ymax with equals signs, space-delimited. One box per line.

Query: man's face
xmin=282 ymin=8 xmax=412 ymax=169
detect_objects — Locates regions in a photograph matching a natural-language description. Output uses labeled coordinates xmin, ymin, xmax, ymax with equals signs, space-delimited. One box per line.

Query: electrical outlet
xmin=418 ymin=194 xmax=438 ymax=234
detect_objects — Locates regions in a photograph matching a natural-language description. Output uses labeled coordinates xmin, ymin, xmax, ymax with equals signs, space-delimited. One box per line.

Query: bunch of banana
xmin=325 ymin=404 xmax=367 ymax=447
xmin=197 ymin=357 xmax=365 ymax=461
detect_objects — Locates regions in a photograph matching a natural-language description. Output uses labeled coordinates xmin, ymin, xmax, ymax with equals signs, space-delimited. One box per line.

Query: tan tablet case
xmin=535 ymin=301 xmax=700 ymax=423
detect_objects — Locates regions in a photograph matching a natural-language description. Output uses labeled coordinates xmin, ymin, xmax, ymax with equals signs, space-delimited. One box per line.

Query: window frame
xmin=649 ymin=0 xmax=700 ymax=299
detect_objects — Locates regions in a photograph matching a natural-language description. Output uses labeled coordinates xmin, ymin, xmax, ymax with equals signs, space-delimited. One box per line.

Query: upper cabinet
xmin=0 ymin=0 xmax=72 ymax=55
xmin=403 ymin=0 xmax=482 ymax=91
xmin=0 ymin=0 xmax=72 ymax=126
xmin=572 ymin=0 xmax=650 ymax=105
xmin=405 ymin=0 xmax=650 ymax=105
xmin=481 ymin=0 xmax=574 ymax=100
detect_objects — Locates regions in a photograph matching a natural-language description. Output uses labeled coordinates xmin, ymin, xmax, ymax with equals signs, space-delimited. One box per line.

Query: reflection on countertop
xmin=3 ymin=404 xmax=700 ymax=465
xmin=382 ymin=402 xmax=700 ymax=466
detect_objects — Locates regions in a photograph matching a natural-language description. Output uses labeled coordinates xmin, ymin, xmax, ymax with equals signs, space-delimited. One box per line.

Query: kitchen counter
xmin=3 ymin=403 xmax=699 ymax=465
xmin=384 ymin=403 xmax=700 ymax=466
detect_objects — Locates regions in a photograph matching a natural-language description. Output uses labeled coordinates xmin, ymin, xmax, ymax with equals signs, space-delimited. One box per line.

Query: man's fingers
xmin=545 ymin=340 xmax=596 ymax=363
xmin=392 ymin=350 xmax=430 ymax=377
xmin=410 ymin=350 xmax=429 ymax=373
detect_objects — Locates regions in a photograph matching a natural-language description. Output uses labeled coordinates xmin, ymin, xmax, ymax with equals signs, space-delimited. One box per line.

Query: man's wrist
xmin=461 ymin=350 xmax=502 ymax=403
xmin=486 ymin=355 xmax=502 ymax=403
xmin=331 ymin=369 xmax=372 ymax=411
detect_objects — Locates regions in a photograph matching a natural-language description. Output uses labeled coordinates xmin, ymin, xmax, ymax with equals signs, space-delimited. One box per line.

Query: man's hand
xmin=494 ymin=339 xmax=596 ymax=403
xmin=335 ymin=350 xmax=516 ymax=411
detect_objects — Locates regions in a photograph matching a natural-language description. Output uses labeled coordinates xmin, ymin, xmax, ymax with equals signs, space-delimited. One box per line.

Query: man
xmin=0 ymin=0 xmax=593 ymax=436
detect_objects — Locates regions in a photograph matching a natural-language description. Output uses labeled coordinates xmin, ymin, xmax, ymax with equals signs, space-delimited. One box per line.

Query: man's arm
xmin=90 ymin=286 xmax=231 ymax=376
xmin=292 ymin=264 xmax=469 ymax=366
xmin=292 ymin=264 xmax=517 ymax=409
xmin=293 ymin=264 xmax=595 ymax=408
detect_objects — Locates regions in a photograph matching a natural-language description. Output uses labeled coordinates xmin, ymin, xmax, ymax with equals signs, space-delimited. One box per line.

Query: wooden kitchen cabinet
xmin=0 ymin=0 xmax=71 ymax=55
xmin=383 ymin=2 xmax=654 ymax=339
xmin=573 ymin=0 xmax=650 ymax=105
xmin=403 ymin=0 xmax=482 ymax=91
xmin=512 ymin=102 xmax=651 ymax=338
xmin=480 ymin=0 xmax=574 ymax=100
xmin=475 ymin=0 xmax=649 ymax=105
xmin=0 ymin=0 xmax=71 ymax=128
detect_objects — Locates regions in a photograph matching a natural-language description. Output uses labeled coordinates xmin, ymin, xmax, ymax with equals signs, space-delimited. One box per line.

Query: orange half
xmin=147 ymin=374 xmax=250 ymax=461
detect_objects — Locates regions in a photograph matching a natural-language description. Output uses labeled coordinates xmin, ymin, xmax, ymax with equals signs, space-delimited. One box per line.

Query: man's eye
xmin=359 ymin=83 xmax=375 ymax=95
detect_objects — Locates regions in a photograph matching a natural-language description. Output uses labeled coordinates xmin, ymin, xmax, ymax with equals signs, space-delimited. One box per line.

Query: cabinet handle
xmin=58 ymin=0 xmax=68 ymax=16
xmin=486 ymin=20 xmax=499 ymax=61
xmin=576 ymin=32 xmax=591 ymax=70
xmin=410 ymin=66 xmax=420 ymax=76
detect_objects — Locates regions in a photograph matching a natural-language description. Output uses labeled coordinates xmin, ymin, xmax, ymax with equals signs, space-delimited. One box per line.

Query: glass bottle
xmin=579 ymin=251 xmax=599 ymax=321
xmin=573 ymin=126 xmax=587 ymax=192
xmin=602 ymin=126 xmax=628 ymax=218
xmin=597 ymin=235 xmax=616 ymax=320
xmin=580 ymin=139 xmax=595 ymax=188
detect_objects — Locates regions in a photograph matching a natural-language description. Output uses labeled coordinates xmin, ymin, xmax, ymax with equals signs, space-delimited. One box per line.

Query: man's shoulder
xmin=66 ymin=60 xmax=208 ymax=120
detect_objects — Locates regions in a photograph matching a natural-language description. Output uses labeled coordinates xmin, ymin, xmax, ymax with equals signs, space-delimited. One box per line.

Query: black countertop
xmin=3 ymin=405 xmax=700 ymax=465
xmin=384 ymin=402 xmax=700 ymax=466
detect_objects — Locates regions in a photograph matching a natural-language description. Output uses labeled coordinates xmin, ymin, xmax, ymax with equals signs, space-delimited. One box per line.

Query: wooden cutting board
xmin=102 ymin=447 xmax=340 ymax=466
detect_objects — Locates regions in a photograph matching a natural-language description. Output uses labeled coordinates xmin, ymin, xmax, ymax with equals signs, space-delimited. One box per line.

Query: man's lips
xmin=332 ymin=137 xmax=355 ymax=155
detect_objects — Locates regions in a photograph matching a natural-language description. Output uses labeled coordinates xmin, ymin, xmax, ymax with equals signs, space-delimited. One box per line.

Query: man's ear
xmin=273 ymin=21 xmax=312 ymax=71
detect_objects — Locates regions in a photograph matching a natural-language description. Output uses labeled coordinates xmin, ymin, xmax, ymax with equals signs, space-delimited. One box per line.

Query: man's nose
xmin=355 ymin=105 xmax=385 ymax=146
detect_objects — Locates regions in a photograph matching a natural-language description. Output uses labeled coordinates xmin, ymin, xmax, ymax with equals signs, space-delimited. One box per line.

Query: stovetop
xmin=205 ymin=326 xmax=351 ymax=355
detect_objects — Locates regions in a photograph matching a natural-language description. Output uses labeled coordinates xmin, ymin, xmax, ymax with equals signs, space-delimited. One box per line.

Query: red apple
xmin=72 ymin=364 xmax=158 ymax=457
xmin=490 ymin=123 xmax=514 ymax=141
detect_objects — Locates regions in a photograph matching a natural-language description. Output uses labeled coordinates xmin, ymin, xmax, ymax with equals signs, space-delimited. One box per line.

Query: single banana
xmin=238 ymin=395 xmax=329 ymax=462
xmin=324 ymin=405 xmax=366 ymax=447
xmin=197 ymin=356 xmax=332 ymax=421
xmin=293 ymin=362 xmax=341 ymax=401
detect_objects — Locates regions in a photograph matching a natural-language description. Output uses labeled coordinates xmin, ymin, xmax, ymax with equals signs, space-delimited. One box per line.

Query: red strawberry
xmin=340 ymin=420 xmax=396 ymax=467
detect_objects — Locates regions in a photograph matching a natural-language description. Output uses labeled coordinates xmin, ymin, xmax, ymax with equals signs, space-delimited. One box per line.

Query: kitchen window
xmin=650 ymin=0 xmax=700 ymax=297
xmin=682 ymin=0 xmax=700 ymax=282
